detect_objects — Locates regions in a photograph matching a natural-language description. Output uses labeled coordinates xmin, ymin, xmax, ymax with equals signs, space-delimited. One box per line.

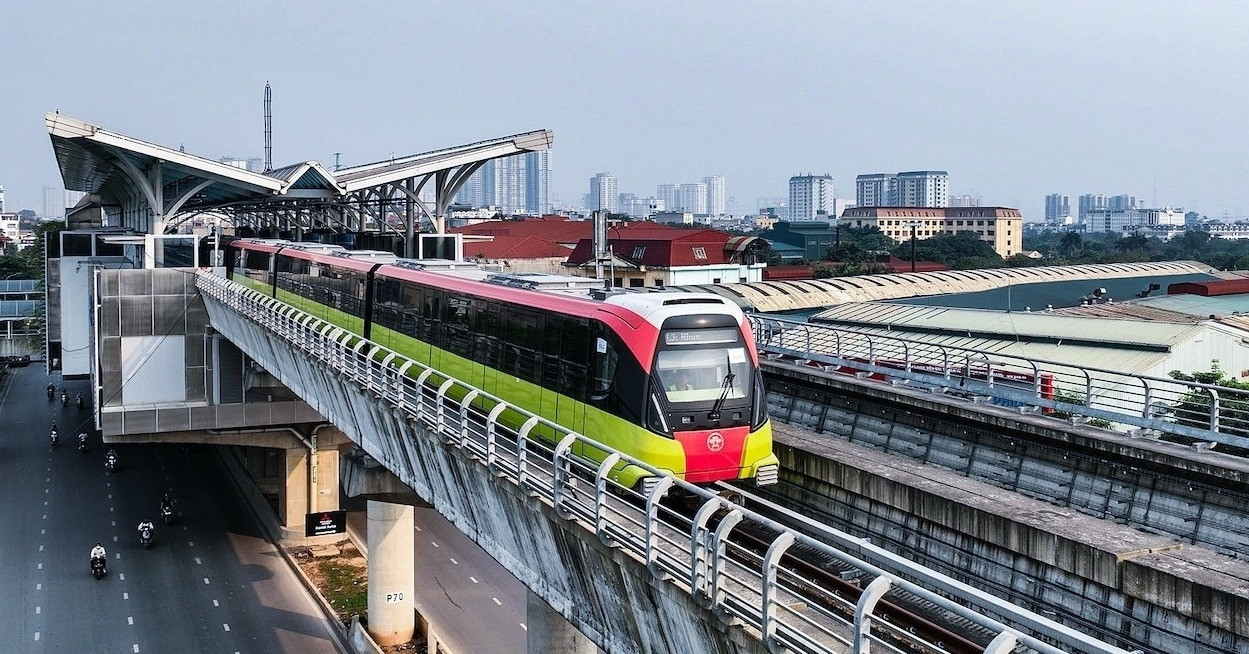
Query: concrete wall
xmin=762 ymin=360 xmax=1249 ymax=654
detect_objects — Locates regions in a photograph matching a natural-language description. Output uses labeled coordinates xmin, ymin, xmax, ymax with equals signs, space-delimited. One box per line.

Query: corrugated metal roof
xmin=811 ymin=301 xmax=1201 ymax=350
xmin=815 ymin=322 xmax=1173 ymax=375
xmin=715 ymin=261 xmax=1217 ymax=312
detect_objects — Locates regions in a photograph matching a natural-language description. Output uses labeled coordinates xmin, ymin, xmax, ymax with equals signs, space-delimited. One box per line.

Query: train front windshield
xmin=656 ymin=327 xmax=751 ymax=404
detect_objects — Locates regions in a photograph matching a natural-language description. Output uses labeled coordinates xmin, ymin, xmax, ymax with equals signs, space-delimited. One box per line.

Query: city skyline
xmin=3 ymin=3 xmax=1249 ymax=222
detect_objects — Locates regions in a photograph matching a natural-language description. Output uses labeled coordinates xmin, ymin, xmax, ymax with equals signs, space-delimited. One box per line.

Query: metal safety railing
xmin=751 ymin=314 xmax=1249 ymax=450
xmin=196 ymin=271 xmax=1132 ymax=654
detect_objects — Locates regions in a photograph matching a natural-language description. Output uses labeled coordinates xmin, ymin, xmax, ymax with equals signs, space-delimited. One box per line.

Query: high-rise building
xmin=856 ymin=171 xmax=948 ymax=207
xmin=656 ymin=184 xmax=678 ymax=213
xmin=589 ymin=173 xmax=618 ymax=213
xmin=788 ymin=174 xmax=835 ymax=221
xmin=218 ymin=156 xmax=265 ymax=172
xmin=1044 ymin=194 xmax=1071 ymax=221
xmin=855 ymin=174 xmax=894 ymax=207
xmin=453 ymin=153 xmax=549 ymax=214
xmin=678 ymin=183 xmax=708 ymax=214
xmin=524 ymin=150 xmax=550 ymax=215
xmin=948 ymin=194 xmax=981 ymax=208
xmin=43 ymin=186 xmax=65 ymax=220
xmin=1078 ymin=194 xmax=1107 ymax=222
xmin=702 ymin=176 xmax=726 ymax=215
xmin=895 ymin=171 xmax=948 ymax=207
xmin=0 ymin=185 xmax=5 ymax=213
xmin=1108 ymin=194 xmax=1138 ymax=211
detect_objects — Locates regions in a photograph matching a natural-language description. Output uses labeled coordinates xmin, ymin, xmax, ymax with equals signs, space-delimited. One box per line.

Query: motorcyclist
xmin=160 ymin=494 xmax=175 ymax=523
xmin=47 ymin=383 xmax=55 ymax=400
xmin=49 ymin=423 xmax=59 ymax=446
xmin=78 ymin=432 xmax=88 ymax=451
xmin=137 ymin=519 xmax=155 ymax=547
xmin=106 ymin=449 xmax=118 ymax=470
xmin=76 ymin=393 xmax=84 ymax=409
xmin=60 ymin=389 xmax=68 ymax=406
xmin=90 ymin=543 xmax=107 ymax=568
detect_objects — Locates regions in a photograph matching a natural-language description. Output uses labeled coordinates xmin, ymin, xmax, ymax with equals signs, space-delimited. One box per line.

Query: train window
xmin=657 ymin=346 xmax=749 ymax=404
xmin=475 ymin=301 xmax=502 ymax=367
xmin=421 ymin=291 xmax=442 ymax=345
xmin=541 ymin=316 xmax=564 ymax=390
xmin=444 ymin=294 xmax=473 ymax=358
xmin=504 ymin=310 xmax=540 ymax=382
xmin=590 ymin=335 xmax=618 ymax=400
xmin=560 ymin=319 xmax=590 ymax=400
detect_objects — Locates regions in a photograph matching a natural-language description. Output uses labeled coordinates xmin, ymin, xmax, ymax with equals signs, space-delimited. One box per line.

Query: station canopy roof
xmin=45 ymin=112 xmax=552 ymax=219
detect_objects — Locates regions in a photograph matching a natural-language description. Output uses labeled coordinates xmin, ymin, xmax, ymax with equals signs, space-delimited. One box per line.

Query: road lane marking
xmin=188 ymin=541 xmax=194 ymax=547
xmin=120 ymin=573 xmax=125 ymax=581
xmin=223 ymin=624 xmax=231 ymax=632
xmin=40 ymin=529 xmax=44 ymax=535
xmin=128 ymin=616 xmax=133 ymax=625
xmin=42 ymin=515 xmax=46 ymax=520
xmin=449 ymin=558 xmax=458 ymax=565
xmin=35 ymin=606 xmax=40 ymax=614
xmin=113 ymin=536 xmax=118 ymax=542
xmin=431 ymin=541 xmax=440 ymax=548
xmin=492 ymin=597 xmax=501 ymax=605
xmin=44 ymin=489 xmax=48 ymax=494
xmin=415 ymin=525 xmax=422 ymax=531
xmin=213 ymin=599 xmax=219 ymax=607
xmin=123 ymin=592 xmax=129 ymax=600
xmin=195 ymin=557 xmax=201 ymax=565
xmin=204 ymin=577 xmax=210 ymax=585
xmin=37 ymin=563 xmax=42 ymax=570
xmin=33 ymin=633 xmax=39 ymax=641
xmin=112 ymin=521 xmax=116 ymax=527
xmin=36 ymin=583 xmax=41 ymax=590
xmin=38 ymin=545 xmax=43 ymax=551
xmin=133 ymin=645 xmax=139 ymax=653
xmin=520 ymin=623 xmax=527 ymax=631
xmin=469 ymin=576 xmax=478 ymax=584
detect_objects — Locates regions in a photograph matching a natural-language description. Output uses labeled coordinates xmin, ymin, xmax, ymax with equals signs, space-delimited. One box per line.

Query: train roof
xmin=229 ymin=239 xmax=745 ymax=328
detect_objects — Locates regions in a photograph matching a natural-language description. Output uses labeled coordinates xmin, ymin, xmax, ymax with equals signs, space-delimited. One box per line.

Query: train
xmin=225 ymin=239 xmax=779 ymax=490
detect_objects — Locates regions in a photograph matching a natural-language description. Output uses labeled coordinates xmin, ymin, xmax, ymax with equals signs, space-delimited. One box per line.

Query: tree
xmin=1166 ymin=360 xmax=1249 ymax=445
xmin=1058 ymin=231 xmax=1083 ymax=257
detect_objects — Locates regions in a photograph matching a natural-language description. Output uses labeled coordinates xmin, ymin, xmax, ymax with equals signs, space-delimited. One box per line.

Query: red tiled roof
xmin=462 ymin=235 xmax=572 ymax=259
xmin=565 ymin=229 xmax=733 ymax=267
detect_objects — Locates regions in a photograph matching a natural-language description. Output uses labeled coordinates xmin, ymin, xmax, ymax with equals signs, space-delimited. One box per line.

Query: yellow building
xmin=841 ymin=206 xmax=1024 ymax=259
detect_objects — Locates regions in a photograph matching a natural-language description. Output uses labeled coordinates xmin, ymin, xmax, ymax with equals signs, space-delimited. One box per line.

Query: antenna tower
xmin=264 ymin=81 xmax=273 ymax=172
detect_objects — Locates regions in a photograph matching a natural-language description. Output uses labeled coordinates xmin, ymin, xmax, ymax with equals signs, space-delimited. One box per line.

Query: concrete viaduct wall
xmin=761 ymin=361 xmax=1249 ymax=654
xmin=201 ymin=293 xmax=773 ymax=654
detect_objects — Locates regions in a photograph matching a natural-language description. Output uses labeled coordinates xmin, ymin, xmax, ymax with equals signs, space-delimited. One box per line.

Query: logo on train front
xmin=707 ymin=431 xmax=724 ymax=452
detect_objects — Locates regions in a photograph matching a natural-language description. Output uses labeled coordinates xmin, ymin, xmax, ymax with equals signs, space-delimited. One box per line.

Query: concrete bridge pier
xmin=527 ymin=590 xmax=600 ymax=654
xmin=366 ymin=499 xmax=415 ymax=646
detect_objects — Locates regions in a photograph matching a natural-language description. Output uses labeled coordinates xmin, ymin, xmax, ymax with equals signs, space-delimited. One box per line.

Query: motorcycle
xmin=90 ymin=556 xmax=107 ymax=579
xmin=161 ymin=505 xmax=174 ymax=526
xmin=76 ymin=393 xmax=84 ymax=410
xmin=49 ymin=429 xmax=59 ymax=447
xmin=139 ymin=527 xmax=153 ymax=549
xmin=60 ymin=390 xmax=68 ymax=406
xmin=105 ymin=452 xmax=117 ymax=472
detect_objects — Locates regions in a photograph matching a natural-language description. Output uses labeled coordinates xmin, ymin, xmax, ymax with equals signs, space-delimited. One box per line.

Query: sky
xmin=3 ymin=1 xmax=1249 ymax=221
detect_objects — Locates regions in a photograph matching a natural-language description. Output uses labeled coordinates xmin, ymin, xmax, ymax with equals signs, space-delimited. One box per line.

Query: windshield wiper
xmin=707 ymin=371 xmax=735 ymax=421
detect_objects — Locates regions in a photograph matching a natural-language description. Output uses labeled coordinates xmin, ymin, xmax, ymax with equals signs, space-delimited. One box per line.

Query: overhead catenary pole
xmin=264 ymin=81 xmax=273 ymax=173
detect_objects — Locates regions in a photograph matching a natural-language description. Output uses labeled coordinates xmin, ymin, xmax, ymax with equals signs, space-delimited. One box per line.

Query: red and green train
xmin=227 ymin=239 xmax=779 ymax=490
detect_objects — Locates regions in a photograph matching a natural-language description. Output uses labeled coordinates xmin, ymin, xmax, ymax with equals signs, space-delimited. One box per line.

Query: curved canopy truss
xmin=46 ymin=113 xmax=553 ymax=255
